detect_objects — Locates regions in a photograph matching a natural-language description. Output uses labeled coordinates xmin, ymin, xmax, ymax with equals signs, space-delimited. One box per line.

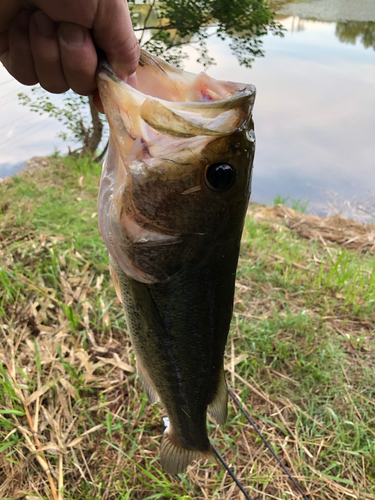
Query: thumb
xmin=93 ymin=0 xmax=139 ymax=81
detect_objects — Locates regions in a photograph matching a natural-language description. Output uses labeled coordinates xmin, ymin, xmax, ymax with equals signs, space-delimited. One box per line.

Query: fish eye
xmin=205 ymin=163 xmax=236 ymax=192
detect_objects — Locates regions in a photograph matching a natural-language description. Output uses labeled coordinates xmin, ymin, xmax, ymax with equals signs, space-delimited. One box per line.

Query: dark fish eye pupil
xmin=206 ymin=163 xmax=235 ymax=191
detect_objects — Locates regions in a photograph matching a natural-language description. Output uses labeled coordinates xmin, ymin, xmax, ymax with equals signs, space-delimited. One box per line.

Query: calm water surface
xmin=0 ymin=15 xmax=374 ymax=219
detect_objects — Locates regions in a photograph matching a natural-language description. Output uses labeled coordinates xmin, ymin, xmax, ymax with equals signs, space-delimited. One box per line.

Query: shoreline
xmin=6 ymin=155 xmax=375 ymax=225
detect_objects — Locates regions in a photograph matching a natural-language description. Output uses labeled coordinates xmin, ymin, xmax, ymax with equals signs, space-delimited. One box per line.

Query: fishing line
xmin=228 ymin=388 xmax=310 ymax=500
xmin=211 ymin=444 xmax=253 ymax=500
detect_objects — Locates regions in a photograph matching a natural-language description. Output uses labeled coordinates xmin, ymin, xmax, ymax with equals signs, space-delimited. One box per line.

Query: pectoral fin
xmin=207 ymin=369 xmax=228 ymax=425
xmin=109 ymin=260 xmax=123 ymax=303
xmin=137 ymin=359 xmax=160 ymax=405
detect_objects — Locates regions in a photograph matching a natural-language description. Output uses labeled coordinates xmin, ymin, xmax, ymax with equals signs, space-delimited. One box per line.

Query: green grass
xmin=273 ymin=194 xmax=310 ymax=213
xmin=0 ymin=156 xmax=374 ymax=499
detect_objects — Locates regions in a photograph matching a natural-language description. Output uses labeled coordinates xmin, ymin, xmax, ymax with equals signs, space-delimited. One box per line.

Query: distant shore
xmin=275 ymin=0 xmax=375 ymax=22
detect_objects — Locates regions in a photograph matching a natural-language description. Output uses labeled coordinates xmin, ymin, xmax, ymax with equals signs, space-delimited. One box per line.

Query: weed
xmin=274 ymin=194 xmax=309 ymax=213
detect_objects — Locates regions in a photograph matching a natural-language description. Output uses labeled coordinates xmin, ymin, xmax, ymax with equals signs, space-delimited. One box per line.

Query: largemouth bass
xmin=97 ymin=51 xmax=255 ymax=474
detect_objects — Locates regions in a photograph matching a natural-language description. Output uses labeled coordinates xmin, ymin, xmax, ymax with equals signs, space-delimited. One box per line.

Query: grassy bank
xmin=0 ymin=156 xmax=374 ymax=500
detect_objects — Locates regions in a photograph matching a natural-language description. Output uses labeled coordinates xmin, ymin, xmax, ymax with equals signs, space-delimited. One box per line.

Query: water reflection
xmin=336 ymin=21 xmax=375 ymax=50
xmin=279 ymin=15 xmax=306 ymax=32
xmin=1 ymin=15 xmax=374 ymax=222
xmin=283 ymin=15 xmax=375 ymax=51
xmin=212 ymin=16 xmax=375 ymax=222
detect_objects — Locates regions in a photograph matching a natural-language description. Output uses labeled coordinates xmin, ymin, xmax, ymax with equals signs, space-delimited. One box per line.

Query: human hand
xmin=0 ymin=0 xmax=139 ymax=97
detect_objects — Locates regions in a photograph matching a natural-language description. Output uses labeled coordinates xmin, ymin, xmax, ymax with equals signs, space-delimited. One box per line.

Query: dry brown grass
xmin=252 ymin=204 xmax=375 ymax=255
xmin=0 ymin=158 xmax=374 ymax=499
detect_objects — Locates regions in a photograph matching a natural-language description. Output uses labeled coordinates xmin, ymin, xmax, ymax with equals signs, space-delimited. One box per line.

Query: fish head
xmin=97 ymin=51 xmax=256 ymax=284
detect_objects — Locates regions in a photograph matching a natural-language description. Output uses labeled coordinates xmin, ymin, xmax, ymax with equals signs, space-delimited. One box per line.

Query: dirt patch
xmin=250 ymin=203 xmax=375 ymax=255
xmin=16 ymin=156 xmax=51 ymax=177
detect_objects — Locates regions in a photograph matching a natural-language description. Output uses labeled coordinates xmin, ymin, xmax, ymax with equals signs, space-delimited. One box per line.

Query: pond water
xmin=185 ymin=15 xmax=375 ymax=221
xmin=0 ymin=4 xmax=374 ymax=221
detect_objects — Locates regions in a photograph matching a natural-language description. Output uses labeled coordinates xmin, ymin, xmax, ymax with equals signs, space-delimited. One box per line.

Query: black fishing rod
xmin=211 ymin=444 xmax=253 ymax=500
xmin=207 ymin=389 xmax=310 ymax=499
xmin=228 ymin=388 xmax=310 ymax=500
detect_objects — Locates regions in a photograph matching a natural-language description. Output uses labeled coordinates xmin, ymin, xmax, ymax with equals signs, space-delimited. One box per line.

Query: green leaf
xmin=0 ymin=410 xmax=25 ymax=416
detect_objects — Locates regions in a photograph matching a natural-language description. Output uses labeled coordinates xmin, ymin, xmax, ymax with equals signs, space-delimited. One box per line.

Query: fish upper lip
xmin=97 ymin=55 xmax=256 ymax=110
xmin=96 ymin=49 xmax=115 ymax=76
xmin=96 ymin=58 xmax=120 ymax=82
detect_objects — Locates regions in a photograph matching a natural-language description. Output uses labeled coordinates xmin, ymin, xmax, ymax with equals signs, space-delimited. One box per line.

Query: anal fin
xmin=161 ymin=431 xmax=218 ymax=474
xmin=207 ymin=368 xmax=228 ymax=425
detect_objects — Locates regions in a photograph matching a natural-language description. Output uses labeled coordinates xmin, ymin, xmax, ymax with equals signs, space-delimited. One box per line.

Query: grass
xmin=273 ymin=195 xmax=309 ymax=213
xmin=0 ymin=156 xmax=374 ymax=499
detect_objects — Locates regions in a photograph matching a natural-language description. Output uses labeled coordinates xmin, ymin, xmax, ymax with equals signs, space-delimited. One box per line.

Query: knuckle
xmin=117 ymin=34 xmax=140 ymax=73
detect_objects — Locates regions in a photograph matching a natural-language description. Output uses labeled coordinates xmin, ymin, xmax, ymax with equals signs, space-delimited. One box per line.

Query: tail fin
xmin=160 ymin=431 xmax=218 ymax=474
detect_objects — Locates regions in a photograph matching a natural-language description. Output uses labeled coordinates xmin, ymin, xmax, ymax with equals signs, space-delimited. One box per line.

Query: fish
xmin=96 ymin=50 xmax=256 ymax=474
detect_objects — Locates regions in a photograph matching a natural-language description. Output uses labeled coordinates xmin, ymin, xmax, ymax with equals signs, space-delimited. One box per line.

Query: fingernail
xmin=34 ymin=11 xmax=56 ymax=37
xmin=60 ymin=23 xmax=85 ymax=46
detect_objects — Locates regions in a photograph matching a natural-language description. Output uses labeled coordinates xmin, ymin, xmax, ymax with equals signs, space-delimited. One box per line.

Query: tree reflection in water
xmin=335 ymin=21 xmax=375 ymax=50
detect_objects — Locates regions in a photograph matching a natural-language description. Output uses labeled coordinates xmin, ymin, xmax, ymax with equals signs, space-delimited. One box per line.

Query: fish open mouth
xmin=97 ymin=51 xmax=255 ymax=283
xmin=97 ymin=51 xmax=255 ymax=160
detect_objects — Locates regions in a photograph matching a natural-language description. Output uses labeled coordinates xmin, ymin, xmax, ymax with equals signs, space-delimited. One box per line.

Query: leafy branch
xmin=18 ymin=0 xmax=283 ymax=156
xmin=18 ymin=89 xmax=107 ymax=157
